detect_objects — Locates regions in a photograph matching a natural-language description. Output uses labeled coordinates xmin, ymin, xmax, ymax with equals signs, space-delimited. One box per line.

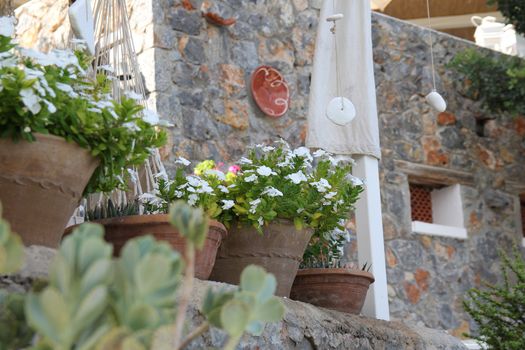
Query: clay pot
xmin=64 ymin=214 xmax=227 ymax=280
xmin=209 ymin=220 xmax=313 ymax=297
xmin=290 ymin=268 xmax=375 ymax=314
xmin=0 ymin=133 xmax=99 ymax=247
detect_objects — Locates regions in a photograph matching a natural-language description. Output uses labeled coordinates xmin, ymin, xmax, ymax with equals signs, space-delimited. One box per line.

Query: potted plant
xmin=66 ymin=158 xmax=229 ymax=280
xmin=209 ymin=140 xmax=364 ymax=297
xmin=290 ymin=230 xmax=375 ymax=314
xmin=0 ymin=18 xmax=166 ymax=247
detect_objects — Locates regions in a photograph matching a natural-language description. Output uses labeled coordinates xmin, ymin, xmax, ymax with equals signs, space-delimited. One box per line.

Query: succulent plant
xmin=0 ymin=201 xmax=283 ymax=350
xmin=0 ymin=203 xmax=24 ymax=275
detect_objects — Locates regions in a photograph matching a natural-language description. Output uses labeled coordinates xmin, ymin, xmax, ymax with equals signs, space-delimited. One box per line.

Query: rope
xmin=426 ymin=0 xmax=437 ymax=91
xmin=332 ymin=0 xmax=344 ymax=110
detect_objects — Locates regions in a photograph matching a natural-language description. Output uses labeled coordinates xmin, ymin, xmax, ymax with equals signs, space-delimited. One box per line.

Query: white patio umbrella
xmin=307 ymin=0 xmax=389 ymax=320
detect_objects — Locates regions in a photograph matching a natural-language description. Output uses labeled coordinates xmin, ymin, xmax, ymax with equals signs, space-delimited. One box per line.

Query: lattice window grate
xmin=410 ymin=184 xmax=433 ymax=223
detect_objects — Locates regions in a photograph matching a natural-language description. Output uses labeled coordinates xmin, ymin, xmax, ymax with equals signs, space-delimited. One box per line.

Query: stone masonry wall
xmin=13 ymin=0 xmax=525 ymax=338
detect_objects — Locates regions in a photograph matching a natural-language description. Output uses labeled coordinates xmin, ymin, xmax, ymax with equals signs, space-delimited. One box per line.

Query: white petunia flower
xmin=293 ymin=147 xmax=313 ymax=161
xmin=245 ymin=174 xmax=258 ymax=183
xmin=20 ymin=88 xmax=41 ymax=114
xmin=324 ymin=192 xmax=337 ymax=200
xmin=23 ymin=126 xmax=31 ymax=133
xmin=239 ymin=157 xmax=253 ymax=164
xmin=218 ymin=185 xmax=229 ymax=193
xmin=257 ymin=217 xmax=264 ymax=227
xmin=142 ymin=109 xmax=160 ymax=125
xmin=313 ymin=149 xmax=328 ymax=158
xmin=55 ymin=82 xmax=78 ymax=98
xmin=0 ymin=17 xmax=15 ymax=37
xmin=249 ymin=199 xmax=261 ymax=214
xmin=262 ymin=186 xmax=283 ymax=197
xmin=205 ymin=169 xmax=226 ymax=181
xmin=310 ymin=178 xmax=331 ymax=193
xmin=221 ymin=200 xmax=235 ymax=210
xmin=256 ymin=166 xmax=276 ymax=177
xmin=262 ymin=146 xmax=275 ymax=152
xmin=346 ymin=174 xmax=364 ymax=186
xmin=42 ymin=99 xmax=57 ymax=113
xmin=286 ymin=171 xmax=307 ymax=184
xmin=175 ymin=157 xmax=191 ymax=166
xmin=188 ymin=193 xmax=198 ymax=206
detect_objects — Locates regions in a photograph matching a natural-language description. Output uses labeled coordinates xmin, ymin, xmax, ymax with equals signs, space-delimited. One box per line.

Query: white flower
xmin=310 ymin=178 xmax=331 ymax=193
xmin=127 ymin=169 xmax=138 ymax=183
xmin=20 ymin=88 xmax=41 ymax=114
xmin=221 ymin=200 xmax=235 ymax=210
xmin=239 ymin=157 xmax=252 ymax=164
xmin=139 ymin=192 xmax=162 ymax=205
xmin=0 ymin=17 xmax=15 ymax=37
xmin=197 ymin=182 xmax=214 ymax=194
xmin=23 ymin=126 xmax=31 ymax=133
xmin=275 ymin=138 xmax=290 ymax=149
xmin=286 ymin=171 xmax=307 ymax=184
xmin=293 ymin=147 xmax=313 ymax=161
xmin=258 ymin=217 xmax=264 ymax=227
xmin=125 ymin=90 xmax=143 ymax=100
xmin=175 ymin=157 xmax=191 ymax=166
xmin=174 ymin=190 xmax=184 ymax=198
xmin=97 ymin=65 xmax=114 ymax=73
xmin=123 ymin=122 xmax=140 ymax=131
xmin=262 ymin=186 xmax=283 ymax=197
xmin=245 ymin=174 xmax=258 ymax=183
xmin=188 ymin=193 xmax=198 ymax=206
xmin=313 ymin=149 xmax=328 ymax=158
xmin=186 ymin=176 xmax=201 ymax=188
xmin=249 ymin=199 xmax=261 ymax=214
xmin=42 ymin=100 xmax=57 ymax=113
xmin=218 ymin=185 xmax=229 ymax=193
xmin=142 ymin=109 xmax=160 ymax=125
xmin=87 ymin=107 xmax=102 ymax=113
xmin=297 ymin=208 xmax=304 ymax=214
xmin=256 ymin=166 xmax=276 ymax=177
xmin=262 ymin=146 xmax=275 ymax=152
xmin=324 ymin=192 xmax=337 ymax=199
xmin=346 ymin=174 xmax=364 ymax=186
xmin=56 ymin=82 xmax=78 ymax=98
xmin=205 ymin=169 xmax=226 ymax=181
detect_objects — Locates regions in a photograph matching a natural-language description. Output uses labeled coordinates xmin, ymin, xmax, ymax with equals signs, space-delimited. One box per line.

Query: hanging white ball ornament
xmin=425 ymin=90 xmax=447 ymax=112
xmin=326 ymin=97 xmax=356 ymax=126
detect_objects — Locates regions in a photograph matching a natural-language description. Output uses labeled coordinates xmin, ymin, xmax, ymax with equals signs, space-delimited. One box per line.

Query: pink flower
xmin=228 ymin=165 xmax=241 ymax=174
xmin=215 ymin=162 xmax=225 ymax=170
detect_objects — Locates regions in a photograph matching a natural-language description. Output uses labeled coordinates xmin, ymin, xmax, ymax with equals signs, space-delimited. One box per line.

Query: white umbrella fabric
xmin=306 ymin=0 xmax=389 ymax=320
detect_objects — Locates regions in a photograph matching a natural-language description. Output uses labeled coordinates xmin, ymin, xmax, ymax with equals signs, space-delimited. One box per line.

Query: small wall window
xmin=410 ymin=183 xmax=468 ymax=239
xmin=520 ymin=196 xmax=525 ymax=247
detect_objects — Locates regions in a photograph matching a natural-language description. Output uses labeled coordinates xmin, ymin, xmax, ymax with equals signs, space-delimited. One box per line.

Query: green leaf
xmin=220 ymin=299 xmax=250 ymax=337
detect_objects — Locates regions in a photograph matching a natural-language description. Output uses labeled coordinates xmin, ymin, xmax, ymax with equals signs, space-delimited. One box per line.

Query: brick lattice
xmin=410 ymin=184 xmax=433 ymax=223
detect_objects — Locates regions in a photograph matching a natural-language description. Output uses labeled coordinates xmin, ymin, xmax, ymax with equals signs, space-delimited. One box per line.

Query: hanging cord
xmin=331 ymin=0 xmax=344 ymax=110
xmin=426 ymin=0 xmax=437 ymax=91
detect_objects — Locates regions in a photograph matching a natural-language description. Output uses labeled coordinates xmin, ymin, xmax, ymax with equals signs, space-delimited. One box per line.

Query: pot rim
xmin=65 ymin=213 xmax=227 ymax=237
xmin=296 ymin=268 xmax=375 ymax=283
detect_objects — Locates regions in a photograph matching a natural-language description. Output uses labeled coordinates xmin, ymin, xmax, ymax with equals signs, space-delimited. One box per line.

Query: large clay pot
xmin=0 ymin=133 xmax=99 ymax=247
xmin=64 ymin=214 xmax=227 ymax=280
xmin=209 ymin=220 xmax=313 ymax=297
xmin=290 ymin=268 xmax=375 ymax=314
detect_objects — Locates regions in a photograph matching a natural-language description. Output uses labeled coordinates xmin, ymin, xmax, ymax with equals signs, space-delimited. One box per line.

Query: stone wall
xmin=13 ymin=0 xmax=525 ymax=337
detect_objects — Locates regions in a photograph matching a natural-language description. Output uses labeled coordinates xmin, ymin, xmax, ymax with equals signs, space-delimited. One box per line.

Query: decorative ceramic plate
xmin=251 ymin=66 xmax=290 ymax=118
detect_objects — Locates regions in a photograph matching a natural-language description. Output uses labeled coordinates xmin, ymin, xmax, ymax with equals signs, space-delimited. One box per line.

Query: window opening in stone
xmin=521 ymin=197 xmax=525 ymax=238
xmin=475 ymin=118 xmax=489 ymax=137
xmin=410 ymin=184 xmax=433 ymax=223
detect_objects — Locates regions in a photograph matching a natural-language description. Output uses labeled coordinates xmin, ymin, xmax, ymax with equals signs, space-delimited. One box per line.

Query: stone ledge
xmin=1 ymin=246 xmax=466 ymax=349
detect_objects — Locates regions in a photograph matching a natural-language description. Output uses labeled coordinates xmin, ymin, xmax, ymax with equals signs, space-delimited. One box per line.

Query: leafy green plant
xmin=488 ymin=0 xmax=525 ymax=35
xmin=222 ymin=141 xmax=363 ymax=235
xmin=448 ymin=48 xmax=525 ymax=116
xmin=463 ymin=248 xmax=525 ymax=350
xmin=85 ymin=199 xmax=140 ymax=221
xmin=0 ymin=19 xmax=167 ymax=194
xmin=0 ymin=201 xmax=284 ymax=349
xmin=0 ymin=202 xmax=24 ymax=274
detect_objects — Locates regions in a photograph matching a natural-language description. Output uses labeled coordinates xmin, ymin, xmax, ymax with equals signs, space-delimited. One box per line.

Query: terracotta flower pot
xmin=209 ymin=220 xmax=313 ymax=297
xmin=0 ymin=133 xmax=99 ymax=247
xmin=64 ymin=214 xmax=227 ymax=280
xmin=290 ymin=268 xmax=375 ymax=314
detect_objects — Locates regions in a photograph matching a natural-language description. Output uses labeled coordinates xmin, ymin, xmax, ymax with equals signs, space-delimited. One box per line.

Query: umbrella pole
xmin=353 ymin=155 xmax=390 ymax=320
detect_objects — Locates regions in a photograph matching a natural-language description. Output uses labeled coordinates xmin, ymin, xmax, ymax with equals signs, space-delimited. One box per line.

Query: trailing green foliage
xmin=463 ymin=248 xmax=525 ymax=350
xmin=488 ymin=0 xmax=525 ymax=35
xmin=0 ymin=202 xmax=283 ymax=349
xmin=448 ymin=49 xmax=525 ymax=116
xmin=0 ymin=202 xmax=24 ymax=274
xmin=0 ymin=23 xmax=167 ymax=194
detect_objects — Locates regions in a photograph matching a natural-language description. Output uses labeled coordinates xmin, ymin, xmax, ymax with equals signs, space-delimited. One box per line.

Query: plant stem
xmin=173 ymin=242 xmax=196 ymax=349
xmin=177 ymin=321 xmax=210 ymax=350
xmin=223 ymin=335 xmax=242 ymax=350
